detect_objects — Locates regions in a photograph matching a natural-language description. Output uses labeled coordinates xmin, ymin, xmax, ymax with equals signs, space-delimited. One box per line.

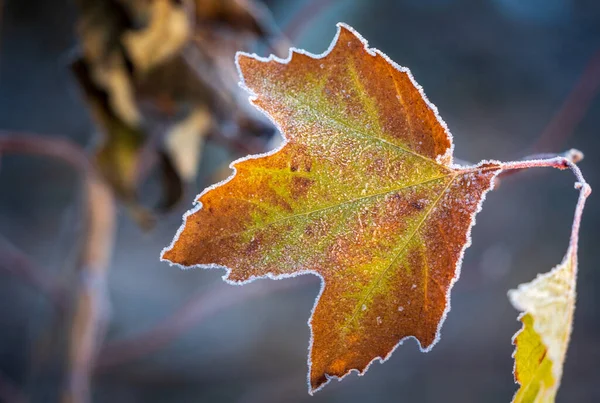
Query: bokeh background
xmin=1 ymin=0 xmax=599 ymax=402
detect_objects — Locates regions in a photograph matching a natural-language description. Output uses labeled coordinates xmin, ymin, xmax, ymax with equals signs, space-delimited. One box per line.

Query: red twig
xmin=0 ymin=133 xmax=116 ymax=403
xmin=0 ymin=133 xmax=92 ymax=310
xmin=533 ymin=49 xmax=600 ymax=152
xmin=0 ymin=132 xmax=91 ymax=173
xmin=499 ymin=150 xmax=591 ymax=263
xmin=96 ymin=276 xmax=316 ymax=370
xmin=0 ymin=236 xmax=65 ymax=309
xmin=62 ymin=176 xmax=115 ymax=403
xmin=501 ymin=152 xmax=591 ymax=289
xmin=567 ymin=174 xmax=590 ymax=270
xmin=496 ymin=149 xmax=583 ymax=180
xmin=499 ymin=151 xmax=587 ymax=184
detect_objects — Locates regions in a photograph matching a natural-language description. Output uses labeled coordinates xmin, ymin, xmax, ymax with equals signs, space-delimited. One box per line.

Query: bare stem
xmin=499 ymin=150 xmax=591 ymax=270
xmin=0 ymin=133 xmax=116 ymax=403
xmin=61 ymin=177 xmax=116 ymax=403
xmin=0 ymin=236 xmax=66 ymax=310
xmin=499 ymin=150 xmax=587 ymax=185
xmin=0 ymin=132 xmax=92 ymax=173
xmin=567 ymin=173 xmax=591 ymax=266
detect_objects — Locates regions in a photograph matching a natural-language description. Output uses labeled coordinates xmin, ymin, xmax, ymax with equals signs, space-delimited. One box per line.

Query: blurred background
xmin=0 ymin=0 xmax=599 ymax=402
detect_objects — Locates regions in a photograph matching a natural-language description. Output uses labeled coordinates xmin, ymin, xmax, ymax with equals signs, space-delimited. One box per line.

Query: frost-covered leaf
xmin=510 ymin=250 xmax=576 ymax=403
xmin=162 ymin=23 xmax=502 ymax=392
xmin=509 ymin=180 xmax=590 ymax=403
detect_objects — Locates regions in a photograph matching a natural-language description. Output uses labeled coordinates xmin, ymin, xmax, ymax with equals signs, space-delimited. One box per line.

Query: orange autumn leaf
xmin=162 ymin=23 xmax=502 ymax=393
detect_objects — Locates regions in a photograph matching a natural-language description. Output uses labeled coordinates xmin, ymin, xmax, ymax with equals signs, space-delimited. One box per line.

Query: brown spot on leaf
xmin=538 ymin=348 xmax=548 ymax=364
xmin=411 ymin=201 xmax=424 ymax=210
xmin=291 ymin=176 xmax=314 ymax=199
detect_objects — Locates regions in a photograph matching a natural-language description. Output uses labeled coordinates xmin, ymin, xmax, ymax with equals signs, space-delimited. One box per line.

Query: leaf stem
xmin=499 ymin=148 xmax=587 ymax=188
xmin=568 ymin=178 xmax=590 ymax=265
xmin=499 ymin=148 xmax=591 ymax=264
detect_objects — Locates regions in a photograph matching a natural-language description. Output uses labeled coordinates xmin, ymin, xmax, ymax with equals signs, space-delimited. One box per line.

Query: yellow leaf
xmin=509 ymin=247 xmax=576 ymax=403
xmin=509 ymin=176 xmax=590 ymax=403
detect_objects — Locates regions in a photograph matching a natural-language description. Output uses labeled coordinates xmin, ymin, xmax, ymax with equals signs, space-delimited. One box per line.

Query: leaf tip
xmin=159 ymin=246 xmax=173 ymax=263
xmin=306 ymin=369 xmax=337 ymax=396
xmin=332 ymin=22 xmax=371 ymax=53
xmin=234 ymin=50 xmax=256 ymax=68
xmin=335 ymin=21 xmax=358 ymax=37
xmin=235 ymin=50 xmax=261 ymax=90
xmin=159 ymin=242 xmax=184 ymax=269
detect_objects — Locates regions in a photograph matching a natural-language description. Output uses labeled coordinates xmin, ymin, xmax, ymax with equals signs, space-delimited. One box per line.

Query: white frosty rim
xmin=160 ymin=22 xmax=501 ymax=394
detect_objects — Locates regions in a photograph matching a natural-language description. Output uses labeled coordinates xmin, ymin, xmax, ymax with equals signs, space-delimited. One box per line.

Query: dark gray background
xmin=1 ymin=0 xmax=599 ymax=402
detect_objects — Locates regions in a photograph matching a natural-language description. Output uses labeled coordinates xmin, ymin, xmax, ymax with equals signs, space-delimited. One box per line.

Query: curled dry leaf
xmin=73 ymin=0 xmax=276 ymax=226
xmin=162 ymin=24 xmax=503 ymax=392
xmin=509 ymin=182 xmax=590 ymax=402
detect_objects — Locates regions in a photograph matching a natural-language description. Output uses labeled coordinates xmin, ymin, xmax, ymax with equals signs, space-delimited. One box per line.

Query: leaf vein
xmin=283 ymin=92 xmax=445 ymax=169
xmin=340 ymin=174 xmax=457 ymax=332
xmin=202 ymin=174 xmax=451 ymax=247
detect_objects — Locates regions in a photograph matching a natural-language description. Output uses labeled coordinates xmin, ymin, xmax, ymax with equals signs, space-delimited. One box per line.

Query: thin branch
xmin=499 ymin=151 xmax=587 ymax=184
xmin=532 ymin=49 xmax=600 ymax=152
xmin=496 ymin=148 xmax=583 ymax=180
xmin=96 ymin=276 xmax=317 ymax=371
xmin=499 ymin=150 xmax=591 ymax=267
xmin=567 ymin=175 xmax=590 ymax=267
xmin=0 ymin=132 xmax=91 ymax=173
xmin=61 ymin=177 xmax=116 ymax=403
xmin=0 ymin=133 xmax=116 ymax=403
xmin=0 ymin=133 xmax=94 ymax=309
xmin=500 ymin=151 xmax=591 ymax=283
xmin=0 ymin=236 xmax=66 ymax=309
